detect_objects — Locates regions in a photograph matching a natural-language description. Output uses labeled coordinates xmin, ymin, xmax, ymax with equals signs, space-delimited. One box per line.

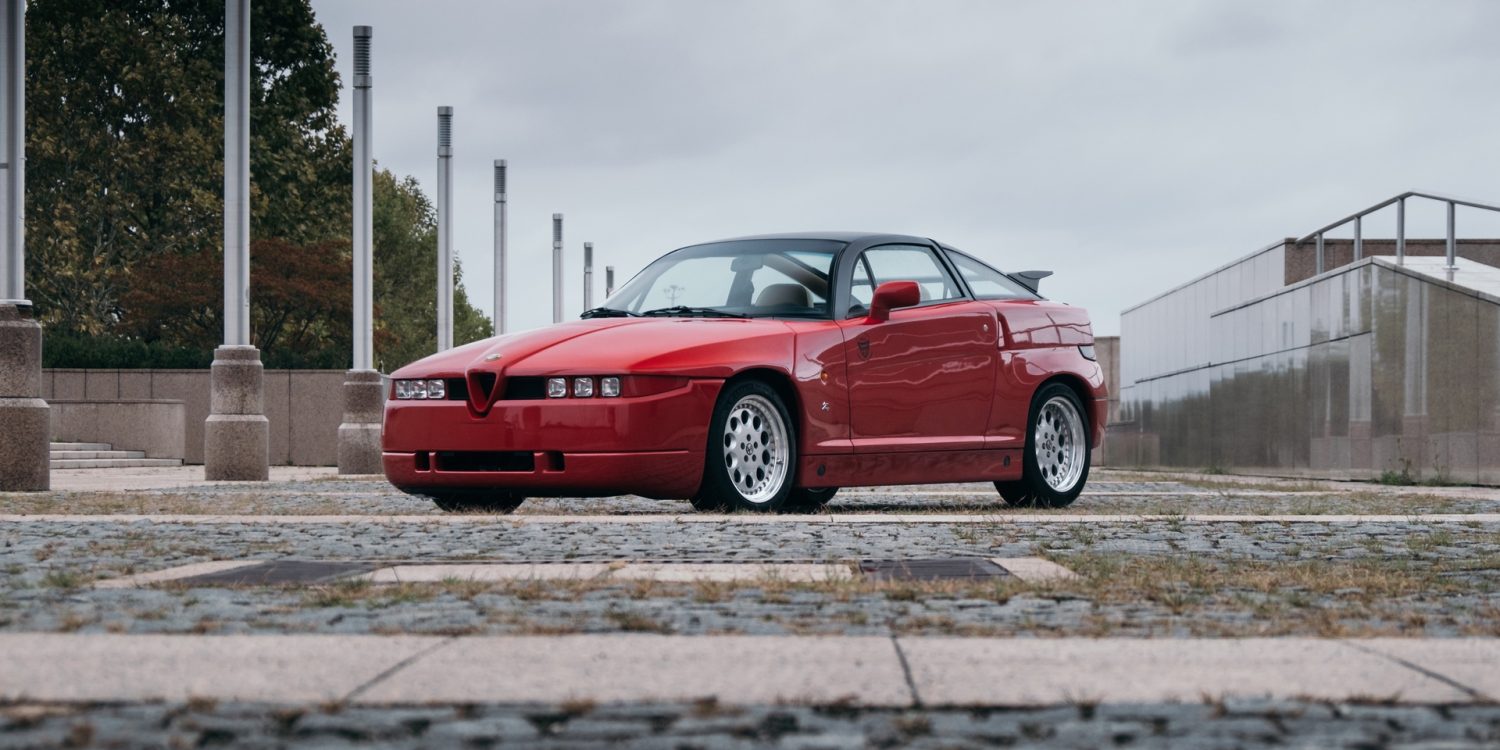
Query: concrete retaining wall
xmin=41 ymin=370 xmax=356 ymax=466
xmin=50 ymin=400 xmax=186 ymax=459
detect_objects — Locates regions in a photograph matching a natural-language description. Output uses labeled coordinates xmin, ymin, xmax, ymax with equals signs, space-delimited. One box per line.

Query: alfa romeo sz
xmin=382 ymin=233 xmax=1106 ymax=513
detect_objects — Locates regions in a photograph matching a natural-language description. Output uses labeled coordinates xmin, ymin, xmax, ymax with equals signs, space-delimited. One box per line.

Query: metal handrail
xmin=1292 ymin=190 xmax=1500 ymax=274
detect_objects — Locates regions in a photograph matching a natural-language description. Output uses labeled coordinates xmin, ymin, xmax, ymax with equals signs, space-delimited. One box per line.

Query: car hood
xmin=390 ymin=317 xmax=798 ymax=380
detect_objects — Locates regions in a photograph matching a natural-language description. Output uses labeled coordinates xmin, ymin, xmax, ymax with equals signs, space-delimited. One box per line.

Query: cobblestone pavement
xmin=3 ymin=473 xmax=1499 ymax=747
xmin=3 ymin=699 xmax=1499 ymax=749
xmin=6 ymin=470 xmax=1500 ymax=516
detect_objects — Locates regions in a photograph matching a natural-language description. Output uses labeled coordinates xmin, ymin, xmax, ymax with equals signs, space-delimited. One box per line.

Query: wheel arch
xmin=1036 ymin=373 xmax=1095 ymax=437
xmin=725 ymin=367 xmax=802 ymax=425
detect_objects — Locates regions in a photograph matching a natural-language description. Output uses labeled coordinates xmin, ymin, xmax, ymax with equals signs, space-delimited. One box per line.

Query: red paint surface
xmin=383 ymin=297 xmax=1106 ymax=500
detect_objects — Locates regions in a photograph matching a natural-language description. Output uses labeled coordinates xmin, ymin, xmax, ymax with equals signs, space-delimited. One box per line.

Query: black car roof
xmin=700 ymin=231 xmax=931 ymax=245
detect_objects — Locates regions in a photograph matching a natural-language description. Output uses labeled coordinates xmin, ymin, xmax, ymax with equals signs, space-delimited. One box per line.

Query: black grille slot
xmin=502 ymin=377 xmax=547 ymax=400
xmin=473 ymin=372 xmax=498 ymax=402
xmin=434 ymin=451 xmax=535 ymax=472
xmin=444 ymin=378 xmax=469 ymax=401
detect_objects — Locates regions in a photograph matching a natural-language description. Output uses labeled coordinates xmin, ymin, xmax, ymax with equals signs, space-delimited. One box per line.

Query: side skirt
xmin=795 ymin=448 xmax=1023 ymax=488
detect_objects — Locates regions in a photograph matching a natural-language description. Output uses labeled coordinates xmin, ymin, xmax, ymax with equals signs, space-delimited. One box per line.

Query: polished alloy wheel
xmin=1034 ymin=394 xmax=1085 ymax=493
xmin=721 ymin=393 xmax=790 ymax=504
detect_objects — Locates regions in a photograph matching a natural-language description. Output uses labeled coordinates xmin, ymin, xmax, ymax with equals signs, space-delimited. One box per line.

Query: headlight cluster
xmin=394 ymin=379 xmax=447 ymax=400
xmin=548 ymin=376 xmax=621 ymax=398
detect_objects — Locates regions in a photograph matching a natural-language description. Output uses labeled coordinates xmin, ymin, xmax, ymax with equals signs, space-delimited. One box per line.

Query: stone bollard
xmin=204 ymin=345 xmax=269 ymax=481
xmin=0 ymin=303 xmax=49 ymax=491
xmin=337 ymin=369 xmax=384 ymax=474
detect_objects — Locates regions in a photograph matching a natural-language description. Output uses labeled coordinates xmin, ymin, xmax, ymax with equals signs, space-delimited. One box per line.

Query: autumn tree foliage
xmin=27 ymin=0 xmax=490 ymax=369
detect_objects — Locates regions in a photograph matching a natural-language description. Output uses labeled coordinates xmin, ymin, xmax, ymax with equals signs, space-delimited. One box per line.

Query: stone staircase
xmin=50 ymin=442 xmax=183 ymax=470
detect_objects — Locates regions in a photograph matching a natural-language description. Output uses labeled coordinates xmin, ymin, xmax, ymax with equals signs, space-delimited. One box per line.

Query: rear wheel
xmin=995 ymin=382 xmax=1090 ymax=509
xmin=429 ymin=491 xmax=526 ymax=514
xmin=692 ymin=380 xmax=796 ymax=513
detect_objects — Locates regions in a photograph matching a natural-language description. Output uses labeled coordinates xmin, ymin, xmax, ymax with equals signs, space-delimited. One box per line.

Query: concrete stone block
xmin=119 ymin=371 xmax=151 ymax=400
xmin=338 ymin=369 xmax=384 ymax=474
xmin=0 ymin=305 xmax=43 ymax=397
xmin=48 ymin=400 xmax=186 ymax=460
xmin=289 ymin=370 xmax=346 ymax=466
xmin=51 ymin=369 xmax=84 ymax=400
xmin=209 ymin=346 xmax=264 ymax=415
xmin=149 ymin=371 xmax=211 ymax=464
xmin=83 ymin=369 xmax=119 ymax=400
xmin=0 ymin=397 xmax=49 ymax=490
xmin=205 ymin=414 xmax=269 ymax=481
xmin=263 ymin=370 xmax=290 ymax=465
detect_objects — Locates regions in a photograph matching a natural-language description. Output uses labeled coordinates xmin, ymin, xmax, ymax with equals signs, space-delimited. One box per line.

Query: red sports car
xmin=383 ymin=233 xmax=1106 ymax=513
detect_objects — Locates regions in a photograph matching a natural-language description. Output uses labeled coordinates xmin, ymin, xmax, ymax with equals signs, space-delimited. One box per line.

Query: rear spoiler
xmin=1011 ymin=270 xmax=1053 ymax=294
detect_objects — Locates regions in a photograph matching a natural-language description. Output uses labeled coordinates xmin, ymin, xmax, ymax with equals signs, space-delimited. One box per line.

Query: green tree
xmin=26 ymin=0 xmax=349 ymax=334
xmin=372 ymin=168 xmax=492 ymax=372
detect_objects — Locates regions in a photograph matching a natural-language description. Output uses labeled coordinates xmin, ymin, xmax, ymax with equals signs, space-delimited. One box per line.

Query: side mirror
xmin=866 ymin=280 xmax=921 ymax=323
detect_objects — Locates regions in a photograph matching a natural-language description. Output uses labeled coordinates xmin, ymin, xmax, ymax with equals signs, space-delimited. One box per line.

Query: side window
xmin=847 ymin=244 xmax=962 ymax=316
xmin=948 ymin=251 xmax=1035 ymax=300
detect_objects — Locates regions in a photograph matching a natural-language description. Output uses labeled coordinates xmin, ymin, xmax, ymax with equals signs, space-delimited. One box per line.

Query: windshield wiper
xmin=580 ymin=307 xmax=639 ymax=319
xmin=640 ymin=305 xmax=748 ymax=319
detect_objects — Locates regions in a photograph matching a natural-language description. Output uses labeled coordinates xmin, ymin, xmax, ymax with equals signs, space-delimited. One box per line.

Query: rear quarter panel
xmin=988 ymin=301 xmax=1108 ymax=448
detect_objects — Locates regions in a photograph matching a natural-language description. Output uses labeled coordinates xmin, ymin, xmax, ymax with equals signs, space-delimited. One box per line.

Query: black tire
xmin=783 ymin=486 xmax=838 ymax=514
xmin=693 ymin=379 xmax=798 ymax=513
xmin=995 ymin=382 xmax=1090 ymax=509
xmin=429 ymin=491 xmax=526 ymax=514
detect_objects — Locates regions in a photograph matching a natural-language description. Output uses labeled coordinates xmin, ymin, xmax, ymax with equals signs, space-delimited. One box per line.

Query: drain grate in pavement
xmin=174 ymin=560 xmax=377 ymax=586
xmin=858 ymin=558 xmax=1009 ymax=581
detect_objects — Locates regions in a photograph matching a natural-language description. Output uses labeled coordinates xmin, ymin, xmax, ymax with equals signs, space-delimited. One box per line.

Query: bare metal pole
xmin=552 ymin=213 xmax=563 ymax=323
xmin=1352 ymin=215 xmax=1362 ymax=262
xmin=351 ymin=26 xmax=372 ymax=370
xmin=583 ymin=242 xmax=593 ymax=311
xmin=0 ymin=0 xmax=23 ymax=303
xmin=492 ymin=159 xmax=506 ymax=334
xmin=1315 ymin=232 xmax=1324 ymax=275
xmin=1396 ymin=197 xmax=1406 ymax=265
xmin=436 ymin=106 xmax=453 ymax=350
xmin=336 ymin=24 xmax=382 ymax=475
xmin=605 ymin=265 xmax=615 ymax=297
xmin=1446 ymin=201 xmax=1457 ymax=270
xmin=223 ymin=0 xmax=250 ymax=346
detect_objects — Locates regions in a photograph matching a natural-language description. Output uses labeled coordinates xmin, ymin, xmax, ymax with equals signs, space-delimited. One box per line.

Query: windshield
xmin=595 ymin=239 xmax=844 ymax=319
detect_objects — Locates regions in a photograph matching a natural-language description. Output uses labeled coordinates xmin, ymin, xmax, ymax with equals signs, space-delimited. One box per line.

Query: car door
xmin=837 ymin=243 xmax=998 ymax=452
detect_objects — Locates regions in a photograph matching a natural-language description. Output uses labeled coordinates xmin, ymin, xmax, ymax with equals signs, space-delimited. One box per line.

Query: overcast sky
xmin=307 ymin=0 xmax=1500 ymax=336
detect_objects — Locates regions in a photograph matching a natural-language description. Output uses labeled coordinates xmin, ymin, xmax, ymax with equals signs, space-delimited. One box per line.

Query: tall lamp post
xmin=582 ymin=242 xmax=593 ymax=311
xmin=0 ymin=0 xmax=48 ymax=491
xmin=337 ymin=25 xmax=382 ymax=474
xmin=435 ymin=106 xmax=453 ymax=351
xmin=551 ymin=213 xmax=563 ymax=323
xmin=204 ymin=0 xmax=269 ymax=481
xmin=492 ymin=159 xmax=506 ymax=334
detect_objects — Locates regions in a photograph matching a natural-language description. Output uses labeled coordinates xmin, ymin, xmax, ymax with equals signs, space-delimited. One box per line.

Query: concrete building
xmin=1110 ymin=193 xmax=1500 ymax=484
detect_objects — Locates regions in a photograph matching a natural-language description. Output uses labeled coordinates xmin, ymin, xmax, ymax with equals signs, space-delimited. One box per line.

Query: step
xmin=50 ymin=450 xmax=146 ymax=460
xmin=48 ymin=442 xmax=113 ymax=452
xmin=50 ymin=458 xmax=183 ymax=470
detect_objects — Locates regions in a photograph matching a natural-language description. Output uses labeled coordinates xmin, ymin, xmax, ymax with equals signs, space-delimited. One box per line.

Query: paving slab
xmin=897 ymin=638 xmax=1474 ymax=706
xmin=1351 ymin=638 xmax=1500 ymax=700
xmin=0 ymin=634 xmax=443 ymax=703
xmin=364 ymin=563 xmax=616 ymax=583
xmin=991 ymin=556 xmax=1079 ymax=582
xmin=354 ymin=634 xmax=913 ymax=706
xmin=609 ymin=562 xmax=851 ymax=582
xmin=46 ymin=465 xmax=340 ymax=491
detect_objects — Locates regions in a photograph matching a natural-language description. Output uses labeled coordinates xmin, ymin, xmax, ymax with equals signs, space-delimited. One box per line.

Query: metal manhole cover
xmin=175 ymin=561 xmax=375 ymax=586
xmin=858 ymin=558 xmax=1009 ymax=581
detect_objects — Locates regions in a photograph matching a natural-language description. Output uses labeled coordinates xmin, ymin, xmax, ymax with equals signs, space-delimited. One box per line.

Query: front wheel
xmin=996 ymin=382 xmax=1090 ymax=509
xmin=692 ymin=380 xmax=796 ymax=513
xmin=429 ymin=491 xmax=526 ymax=514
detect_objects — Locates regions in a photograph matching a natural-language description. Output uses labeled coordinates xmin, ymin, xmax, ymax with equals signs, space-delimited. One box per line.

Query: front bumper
xmin=381 ymin=378 xmax=722 ymax=500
